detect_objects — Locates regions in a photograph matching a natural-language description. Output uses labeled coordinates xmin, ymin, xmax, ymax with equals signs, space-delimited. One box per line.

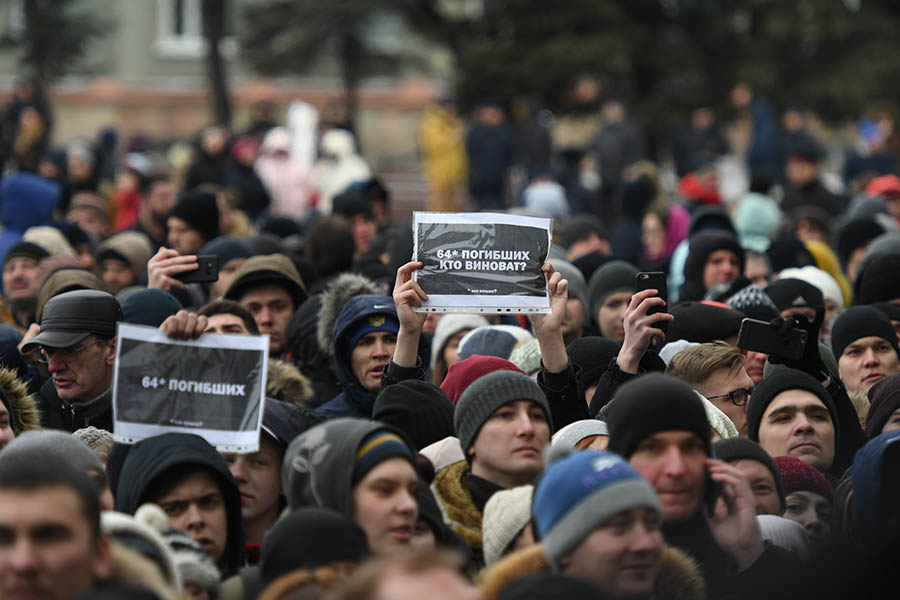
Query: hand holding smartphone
xmin=635 ymin=272 xmax=669 ymax=334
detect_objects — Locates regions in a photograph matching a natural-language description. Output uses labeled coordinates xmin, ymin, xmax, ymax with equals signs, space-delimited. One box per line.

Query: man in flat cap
xmin=22 ymin=289 xmax=122 ymax=431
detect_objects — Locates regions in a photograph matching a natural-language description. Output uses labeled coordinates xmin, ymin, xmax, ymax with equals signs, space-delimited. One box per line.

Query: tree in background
xmin=201 ymin=0 xmax=231 ymax=127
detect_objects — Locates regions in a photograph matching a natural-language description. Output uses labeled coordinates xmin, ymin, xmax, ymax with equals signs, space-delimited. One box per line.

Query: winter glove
xmin=766 ymin=306 xmax=827 ymax=379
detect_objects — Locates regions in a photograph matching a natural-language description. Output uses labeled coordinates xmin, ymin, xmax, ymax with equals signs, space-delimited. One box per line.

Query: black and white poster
xmin=112 ymin=323 xmax=269 ymax=453
xmin=413 ymin=212 xmax=552 ymax=313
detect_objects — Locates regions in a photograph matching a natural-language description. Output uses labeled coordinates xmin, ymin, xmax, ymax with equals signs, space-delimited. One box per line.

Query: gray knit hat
xmin=454 ymin=370 xmax=552 ymax=454
xmin=549 ymin=258 xmax=589 ymax=325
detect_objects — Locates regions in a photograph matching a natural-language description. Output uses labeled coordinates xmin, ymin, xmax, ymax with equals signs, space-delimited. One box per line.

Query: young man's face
xmin=596 ymin=291 xmax=632 ymax=343
xmin=100 ymin=258 xmax=135 ymax=295
xmin=166 ymin=217 xmax=206 ymax=255
xmin=2 ymin=257 xmax=42 ymax=303
xmin=757 ymin=389 xmax=835 ymax=472
xmin=469 ymin=400 xmax=550 ymax=488
xmin=351 ymin=330 xmax=396 ymax=393
xmin=147 ymin=180 xmax=177 ymax=221
xmin=702 ymin=250 xmax=741 ymax=292
xmin=783 ymin=490 xmax=831 ymax=548
xmin=561 ymin=507 xmax=663 ymax=598
xmin=0 ymin=484 xmax=111 ymax=600
xmin=837 ymin=336 xmax=900 ymax=394
xmin=204 ymin=313 xmax=251 ymax=335
xmin=730 ymin=459 xmax=781 ymax=515
xmin=44 ymin=336 xmax=116 ymax=403
xmin=154 ymin=470 xmax=229 ymax=563
xmin=351 ymin=457 xmax=418 ymax=556
xmin=696 ymin=366 xmax=753 ymax=436
xmin=628 ymin=431 xmax=707 ymax=523
xmin=223 ymin=436 xmax=282 ymax=527
xmin=240 ymin=284 xmax=294 ymax=354
xmin=350 ymin=215 xmax=377 ymax=255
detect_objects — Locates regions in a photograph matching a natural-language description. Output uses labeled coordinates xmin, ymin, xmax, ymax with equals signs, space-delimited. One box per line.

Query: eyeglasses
xmin=37 ymin=339 xmax=105 ymax=365
xmin=706 ymin=387 xmax=753 ymax=407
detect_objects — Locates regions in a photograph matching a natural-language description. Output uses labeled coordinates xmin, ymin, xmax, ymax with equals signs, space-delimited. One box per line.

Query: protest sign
xmin=412 ymin=212 xmax=552 ymax=313
xmin=112 ymin=323 xmax=269 ymax=453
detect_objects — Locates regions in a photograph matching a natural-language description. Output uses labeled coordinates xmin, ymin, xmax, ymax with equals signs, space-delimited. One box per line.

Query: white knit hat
xmin=696 ymin=391 xmax=739 ymax=439
xmin=430 ymin=314 xmax=490 ymax=370
xmin=757 ymin=515 xmax=809 ymax=562
xmin=482 ymin=485 xmax=534 ymax=566
xmin=778 ymin=266 xmax=844 ymax=310
xmin=101 ymin=504 xmax=182 ymax=592
xmin=551 ymin=419 xmax=609 ymax=450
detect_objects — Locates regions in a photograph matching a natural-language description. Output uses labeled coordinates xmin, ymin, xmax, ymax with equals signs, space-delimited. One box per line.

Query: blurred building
xmin=0 ymin=0 xmax=452 ymax=169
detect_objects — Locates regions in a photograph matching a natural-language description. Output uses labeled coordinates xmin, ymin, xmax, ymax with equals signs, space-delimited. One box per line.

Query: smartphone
xmin=705 ymin=449 xmax=722 ymax=515
xmin=635 ymin=272 xmax=668 ymax=334
xmin=737 ymin=318 xmax=807 ymax=361
xmin=174 ymin=255 xmax=219 ymax=284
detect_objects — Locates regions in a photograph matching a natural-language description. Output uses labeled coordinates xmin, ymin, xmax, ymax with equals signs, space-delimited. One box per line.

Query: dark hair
xmin=197 ymin=299 xmax=260 ymax=334
xmin=305 ymin=216 xmax=355 ymax=279
xmin=0 ymin=458 xmax=102 ymax=539
xmin=141 ymin=463 xmax=223 ymax=507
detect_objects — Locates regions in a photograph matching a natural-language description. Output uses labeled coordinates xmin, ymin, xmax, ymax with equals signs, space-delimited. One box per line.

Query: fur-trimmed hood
xmin=431 ymin=460 xmax=484 ymax=553
xmin=266 ymin=358 xmax=313 ymax=406
xmin=478 ymin=543 xmax=705 ymax=600
xmin=0 ymin=366 xmax=40 ymax=435
xmin=315 ymin=272 xmax=380 ymax=358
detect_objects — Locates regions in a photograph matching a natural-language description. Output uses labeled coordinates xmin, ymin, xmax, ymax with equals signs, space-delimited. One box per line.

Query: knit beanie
xmin=746 ymin=369 xmax=838 ymax=442
xmin=457 ymin=327 xmax=519 ymax=362
xmin=734 ymin=193 xmax=781 ymax=253
xmin=532 ymin=450 xmax=661 ymax=568
xmin=865 ymin=373 xmax=900 ymax=439
xmin=121 ymin=288 xmax=182 ymax=327
xmin=454 ymin=370 xmax=551 ymax=453
xmin=774 ymin=456 xmax=833 ymax=501
xmin=102 ymin=505 xmax=181 ymax=591
xmin=344 ymin=312 xmax=400 ymax=359
xmin=440 ymin=355 xmax=525 ymax=405
xmin=260 ymin=507 xmax=369 ymax=587
xmin=766 ymin=235 xmax=815 ymax=273
xmin=571 ymin=251 xmax=610 ymax=284
xmin=835 ymin=218 xmax=884 ymax=265
xmin=351 ymin=428 xmax=416 ymax=485
xmin=509 ymin=338 xmax=542 ymax=375
xmin=765 ymin=278 xmax=824 ymax=311
xmin=587 ymin=260 xmax=639 ymax=317
xmin=856 ymin=252 xmax=900 ymax=305
xmin=713 ymin=437 xmax=785 ymax=510
xmin=667 ymin=301 xmax=744 ymax=344
xmin=482 ymin=485 xmax=534 ymax=566
xmin=779 ymin=266 xmax=844 ymax=311
xmin=3 ymin=429 xmax=102 ymax=473
xmin=458 ymin=325 xmax=534 ymax=362
xmin=3 ymin=241 xmax=49 ymax=265
xmin=756 ymin=515 xmax=808 ymax=561
xmin=199 ymin=236 xmax=252 ymax=267
xmin=565 ymin=336 xmax=620 ymax=391
xmin=169 ymin=191 xmax=220 ymax=242
xmin=165 ymin=530 xmax=221 ymax=597
xmin=830 ymin=305 xmax=900 ymax=361
xmin=549 ymin=258 xmax=589 ymax=324
xmin=551 ymin=419 xmax=608 ymax=450
xmin=606 ymin=373 xmax=711 ymax=459
xmin=725 ymin=283 xmax=780 ymax=322
xmin=430 ymin=314 xmax=489 ymax=370
xmin=803 ymin=242 xmax=853 ymax=309
xmin=373 ymin=380 xmax=455 ymax=451
xmin=872 ymin=301 xmax=900 ymax=323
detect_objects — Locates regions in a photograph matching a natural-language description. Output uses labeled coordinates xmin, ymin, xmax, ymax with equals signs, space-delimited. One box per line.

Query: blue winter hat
xmin=533 ymin=450 xmax=661 ymax=568
xmin=344 ymin=312 xmax=399 ymax=357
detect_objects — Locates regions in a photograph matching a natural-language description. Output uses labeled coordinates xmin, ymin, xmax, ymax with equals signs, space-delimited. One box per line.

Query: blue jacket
xmin=316 ymin=294 xmax=398 ymax=419
xmin=0 ymin=173 xmax=60 ymax=263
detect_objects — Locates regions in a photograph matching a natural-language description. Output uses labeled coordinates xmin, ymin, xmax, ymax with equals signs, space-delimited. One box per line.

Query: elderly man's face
xmin=2 ymin=258 xmax=42 ymax=302
xmin=43 ymin=336 xmax=116 ymax=403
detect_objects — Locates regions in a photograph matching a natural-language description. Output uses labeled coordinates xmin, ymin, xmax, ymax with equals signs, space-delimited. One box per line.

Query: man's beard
xmin=7 ymin=295 xmax=37 ymax=317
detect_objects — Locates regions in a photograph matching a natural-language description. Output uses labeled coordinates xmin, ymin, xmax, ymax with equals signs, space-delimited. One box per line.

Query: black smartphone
xmin=174 ymin=255 xmax=219 ymax=284
xmin=737 ymin=318 xmax=807 ymax=361
xmin=705 ymin=449 xmax=722 ymax=515
xmin=635 ymin=272 xmax=668 ymax=334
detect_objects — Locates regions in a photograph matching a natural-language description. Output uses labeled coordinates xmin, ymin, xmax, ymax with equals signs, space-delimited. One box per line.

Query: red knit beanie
xmin=774 ymin=455 xmax=834 ymax=501
xmin=439 ymin=354 xmax=524 ymax=405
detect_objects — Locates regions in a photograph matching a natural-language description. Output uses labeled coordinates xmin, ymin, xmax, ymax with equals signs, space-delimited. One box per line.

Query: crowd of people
xmin=0 ymin=78 xmax=896 ymax=600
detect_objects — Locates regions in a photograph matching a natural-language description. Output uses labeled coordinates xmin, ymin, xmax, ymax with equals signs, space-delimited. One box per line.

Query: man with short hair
xmin=0 ymin=441 xmax=113 ymax=599
xmin=133 ymin=173 xmax=177 ymax=250
xmin=224 ymin=254 xmax=307 ymax=359
xmin=666 ymin=341 xmax=754 ymax=436
xmin=606 ymin=372 xmax=797 ymax=599
xmin=431 ymin=369 xmax=552 ymax=564
xmin=22 ymin=290 xmax=122 ymax=431
xmin=747 ymin=369 xmax=838 ymax=474
xmin=2 ymin=241 xmax=49 ymax=327
xmin=197 ymin=299 xmax=259 ymax=336
xmin=831 ymin=305 xmax=900 ymax=395
xmin=529 ymin=450 xmax=702 ymax=600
